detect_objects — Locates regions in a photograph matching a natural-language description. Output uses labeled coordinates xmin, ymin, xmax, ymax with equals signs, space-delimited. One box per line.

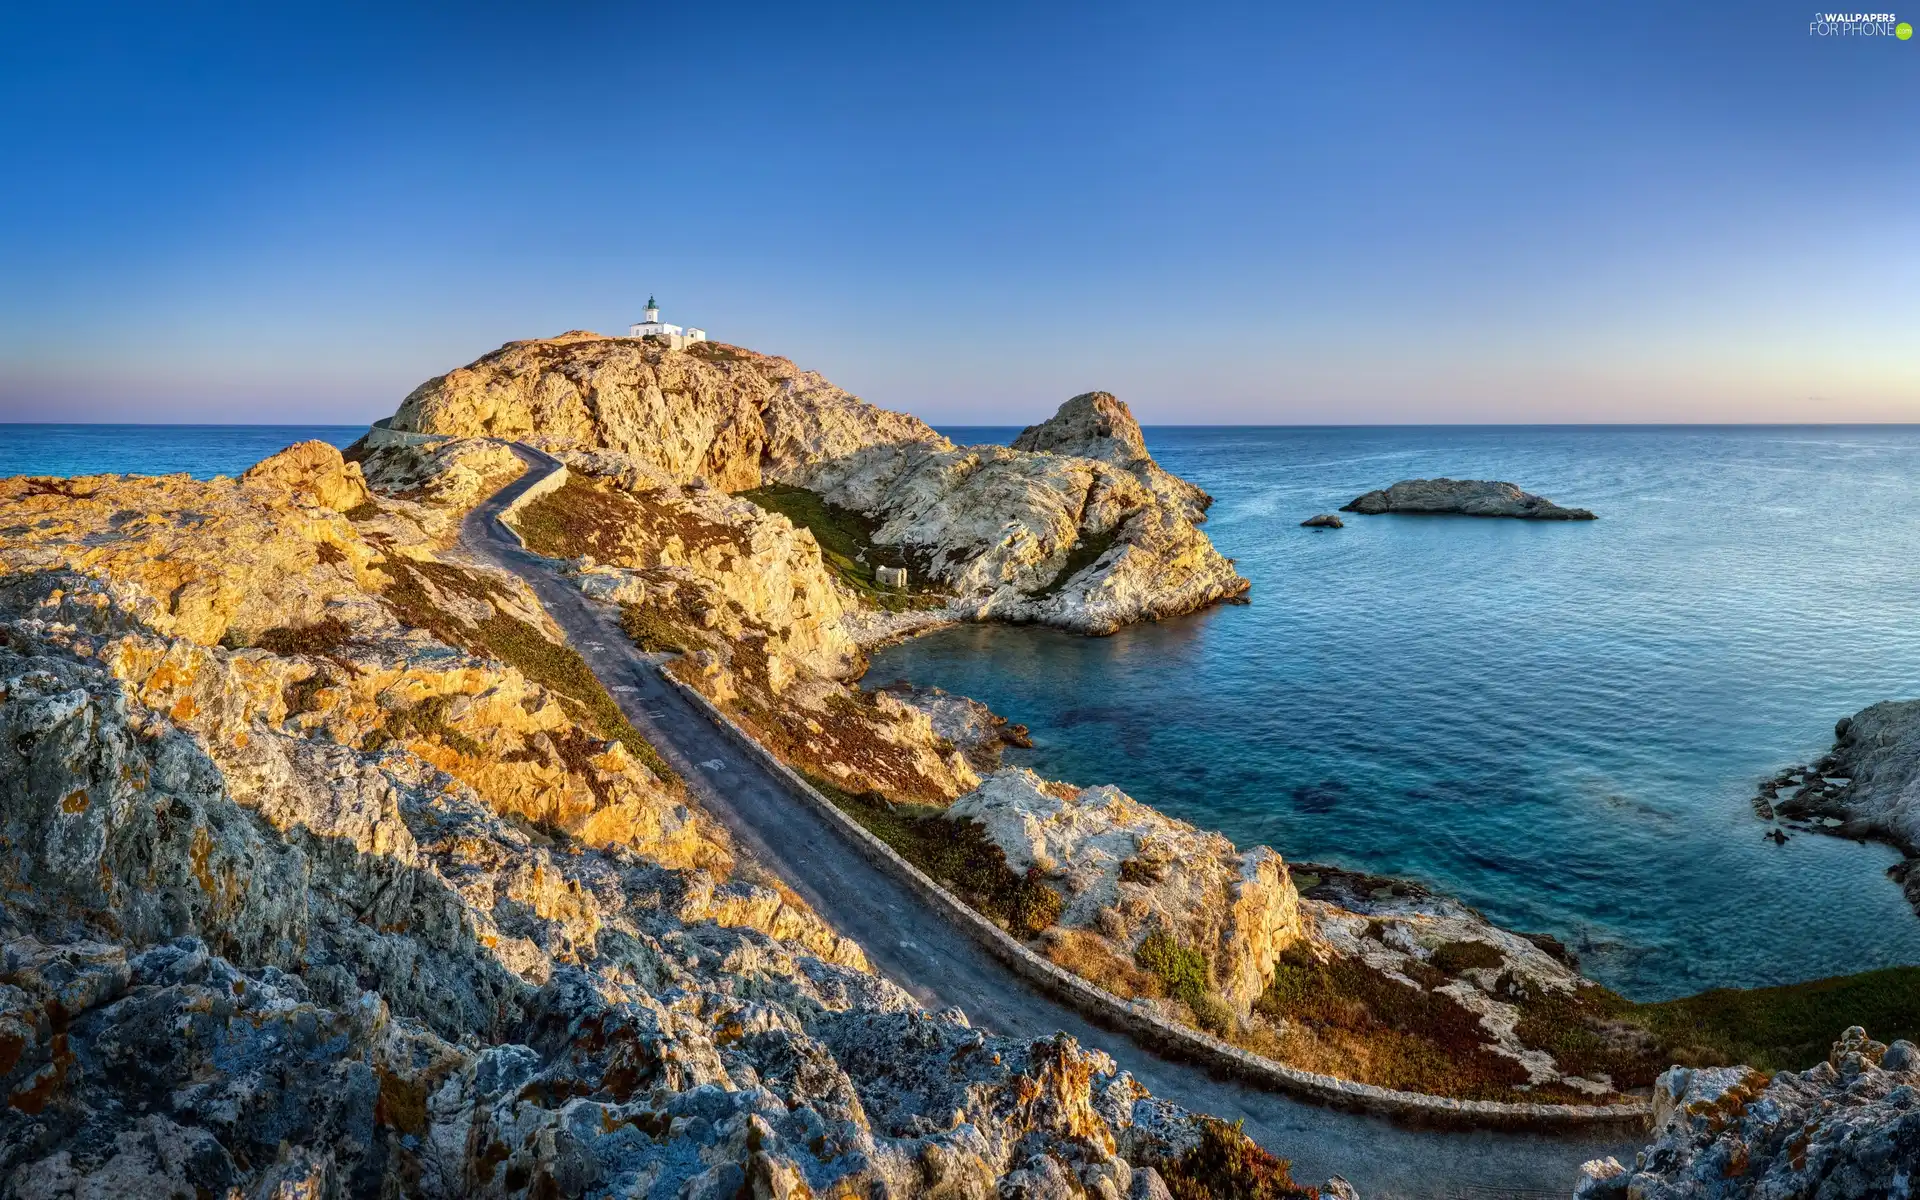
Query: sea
xmin=8 ymin=422 xmax=1920 ymax=1001
xmin=874 ymin=425 xmax=1920 ymax=1001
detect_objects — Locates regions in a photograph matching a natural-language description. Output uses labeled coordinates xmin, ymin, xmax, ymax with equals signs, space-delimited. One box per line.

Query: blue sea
xmin=0 ymin=424 xmax=365 ymax=480
xmin=9 ymin=422 xmax=1920 ymax=1000
xmin=874 ymin=425 xmax=1920 ymax=1000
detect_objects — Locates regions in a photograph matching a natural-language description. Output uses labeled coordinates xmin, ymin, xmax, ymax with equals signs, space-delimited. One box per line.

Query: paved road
xmin=460 ymin=446 xmax=1642 ymax=1198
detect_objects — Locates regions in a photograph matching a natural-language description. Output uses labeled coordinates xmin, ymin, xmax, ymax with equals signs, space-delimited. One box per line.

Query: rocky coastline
xmin=2 ymin=330 xmax=1910 ymax=1196
xmin=1751 ymin=699 xmax=1920 ymax=910
xmin=1342 ymin=478 xmax=1596 ymax=520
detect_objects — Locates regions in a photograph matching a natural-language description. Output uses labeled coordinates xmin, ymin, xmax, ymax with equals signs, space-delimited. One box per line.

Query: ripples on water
xmin=874 ymin=426 xmax=1920 ymax=999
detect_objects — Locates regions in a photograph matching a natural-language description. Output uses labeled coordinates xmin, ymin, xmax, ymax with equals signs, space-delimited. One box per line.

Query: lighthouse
xmin=629 ymin=296 xmax=707 ymax=349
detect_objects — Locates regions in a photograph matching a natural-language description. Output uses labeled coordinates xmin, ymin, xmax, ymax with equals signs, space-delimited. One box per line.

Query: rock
xmin=948 ymin=768 xmax=1303 ymax=1019
xmin=0 ymin=462 xmax=1239 ymax=1196
xmin=377 ymin=335 xmax=1248 ymax=636
xmin=1768 ymin=698 xmax=1920 ymax=912
xmin=1590 ymin=1028 xmax=1920 ymax=1197
xmin=1322 ymin=1174 xmax=1361 ymax=1200
xmin=1882 ymin=1039 xmax=1919 ymax=1073
xmin=1012 ymin=391 xmax=1212 ymax=522
xmin=1300 ymin=514 xmax=1344 ymax=528
xmin=1573 ymin=1157 xmax=1627 ymax=1200
xmin=240 ymin=440 xmax=373 ymax=513
xmin=1340 ymin=478 xmax=1595 ymax=520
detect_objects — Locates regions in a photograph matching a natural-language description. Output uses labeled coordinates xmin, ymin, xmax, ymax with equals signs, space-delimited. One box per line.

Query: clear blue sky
xmin=2 ymin=2 xmax=1915 ymax=425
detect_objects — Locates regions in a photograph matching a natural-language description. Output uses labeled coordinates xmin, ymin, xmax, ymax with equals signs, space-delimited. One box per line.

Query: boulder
xmin=947 ymin=768 xmax=1302 ymax=1018
xmin=1300 ymin=513 xmax=1344 ymax=528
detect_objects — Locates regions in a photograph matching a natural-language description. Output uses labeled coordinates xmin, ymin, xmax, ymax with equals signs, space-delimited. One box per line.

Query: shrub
xmin=1153 ymin=1118 xmax=1315 ymax=1200
xmin=251 ymin=616 xmax=354 ymax=657
xmin=1429 ymin=939 xmax=1506 ymax=976
xmin=737 ymin=484 xmax=941 ymax=613
xmin=1136 ymin=930 xmax=1212 ymax=1011
xmin=620 ymin=604 xmax=686 ymax=654
xmin=805 ymin=776 xmax=1063 ymax=939
xmin=1629 ymin=965 xmax=1920 ymax=1073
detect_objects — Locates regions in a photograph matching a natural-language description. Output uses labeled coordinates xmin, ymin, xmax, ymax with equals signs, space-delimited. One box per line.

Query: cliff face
xmin=384 ymin=333 xmax=1249 ymax=635
xmin=0 ymin=444 xmax=1215 ymax=1197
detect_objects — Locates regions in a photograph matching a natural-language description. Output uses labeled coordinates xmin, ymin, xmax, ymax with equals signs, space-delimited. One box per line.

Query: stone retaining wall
xmin=657 ymin=668 xmax=1653 ymax=1132
xmin=497 ymin=464 xmax=571 ymax=539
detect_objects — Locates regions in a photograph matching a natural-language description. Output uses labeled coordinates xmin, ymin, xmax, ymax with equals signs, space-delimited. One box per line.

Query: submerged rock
xmin=1341 ymin=478 xmax=1596 ymax=520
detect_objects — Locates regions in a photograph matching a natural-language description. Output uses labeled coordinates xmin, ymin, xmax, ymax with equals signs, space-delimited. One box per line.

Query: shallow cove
xmin=872 ymin=425 xmax=1920 ymax=1001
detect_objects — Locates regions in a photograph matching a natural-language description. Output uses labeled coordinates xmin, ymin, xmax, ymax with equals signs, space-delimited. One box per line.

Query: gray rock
xmin=1340 ymin=478 xmax=1596 ymax=520
xmin=1583 ymin=1027 xmax=1920 ymax=1197
xmin=1769 ymin=698 xmax=1920 ymax=912
xmin=1300 ymin=513 xmax=1344 ymax=528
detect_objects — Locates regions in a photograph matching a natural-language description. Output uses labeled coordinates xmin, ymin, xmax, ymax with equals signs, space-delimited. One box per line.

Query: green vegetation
xmin=243 ymin=616 xmax=355 ymax=657
xmin=619 ymin=604 xmax=687 ymax=654
xmin=803 ymin=773 xmax=1063 ymax=938
xmin=379 ymin=557 xmax=677 ymax=784
xmin=1257 ymin=946 xmax=1532 ymax=1099
xmin=1135 ymin=930 xmax=1236 ymax=1036
xmin=509 ymin=475 xmax=642 ymax=561
xmin=1429 ymin=939 xmax=1506 ymax=976
xmin=1136 ymin=930 xmax=1211 ymax=1009
xmin=1034 ymin=527 xmax=1117 ymax=598
xmin=1152 ymin=1118 xmax=1316 ymax=1200
xmin=737 ymin=484 xmax=941 ymax=613
xmin=366 ymin=694 xmax=487 ymax=760
xmin=1629 ymin=965 xmax=1920 ymax=1072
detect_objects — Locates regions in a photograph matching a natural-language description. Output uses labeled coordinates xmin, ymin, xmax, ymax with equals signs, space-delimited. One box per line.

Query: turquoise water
xmin=0 ymin=425 xmax=364 ymax=481
xmin=875 ymin=426 xmax=1920 ymax=1000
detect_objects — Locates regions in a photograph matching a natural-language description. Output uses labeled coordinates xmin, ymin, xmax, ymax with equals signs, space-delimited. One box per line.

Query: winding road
xmin=461 ymin=445 xmax=1641 ymax=1198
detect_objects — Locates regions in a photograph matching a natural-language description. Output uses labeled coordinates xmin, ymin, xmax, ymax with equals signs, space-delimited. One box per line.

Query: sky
xmin=1 ymin=2 xmax=1916 ymax=425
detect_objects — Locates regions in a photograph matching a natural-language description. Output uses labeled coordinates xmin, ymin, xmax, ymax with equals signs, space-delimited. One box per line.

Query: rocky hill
xmin=383 ymin=333 xmax=1249 ymax=634
xmin=0 ymin=443 xmax=1272 ymax=1198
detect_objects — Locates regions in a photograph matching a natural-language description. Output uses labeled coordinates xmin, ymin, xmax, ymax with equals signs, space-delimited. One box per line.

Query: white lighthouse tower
xmin=628 ymin=296 xmax=707 ymax=349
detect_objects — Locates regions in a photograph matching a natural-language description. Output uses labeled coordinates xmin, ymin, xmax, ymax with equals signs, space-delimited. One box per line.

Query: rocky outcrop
xmin=1754 ymin=700 xmax=1920 ymax=910
xmin=380 ymin=333 xmax=1249 ymax=636
xmin=388 ymin=332 xmax=943 ymax=493
xmin=1300 ymin=514 xmax=1343 ymax=529
xmin=1013 ymin=391 xmax=1211 ymax=522
xmin=948 ymin=769 xmax=1304 ymax=1021
xmin=1575 ymin=1027 xmax=1920 ymax=1198
xmin=0 ymin=446 xmax=1227 ymax=1198
xmin=1341 ymin=479 xmax=1596 ymax=520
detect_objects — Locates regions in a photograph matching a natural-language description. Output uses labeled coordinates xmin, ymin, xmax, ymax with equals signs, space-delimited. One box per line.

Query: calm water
xmin=875 ymin=426 xmax=1920 ymax=1000
xmin=0 ymin=424 xmax=364 ymax=480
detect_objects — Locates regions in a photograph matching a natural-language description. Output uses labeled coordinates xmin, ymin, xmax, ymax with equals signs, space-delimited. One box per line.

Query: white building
xmin=628 ymin=296 xmax=707 ymax=349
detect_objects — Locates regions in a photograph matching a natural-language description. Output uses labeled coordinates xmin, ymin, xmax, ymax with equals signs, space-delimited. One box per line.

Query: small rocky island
xmin=1342 ymin=478 xmax=1596 ymax=520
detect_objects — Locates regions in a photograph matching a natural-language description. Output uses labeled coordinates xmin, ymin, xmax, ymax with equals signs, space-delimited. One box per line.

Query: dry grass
xmin=1043 ymin=929 xmax=1163 ymax=1000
